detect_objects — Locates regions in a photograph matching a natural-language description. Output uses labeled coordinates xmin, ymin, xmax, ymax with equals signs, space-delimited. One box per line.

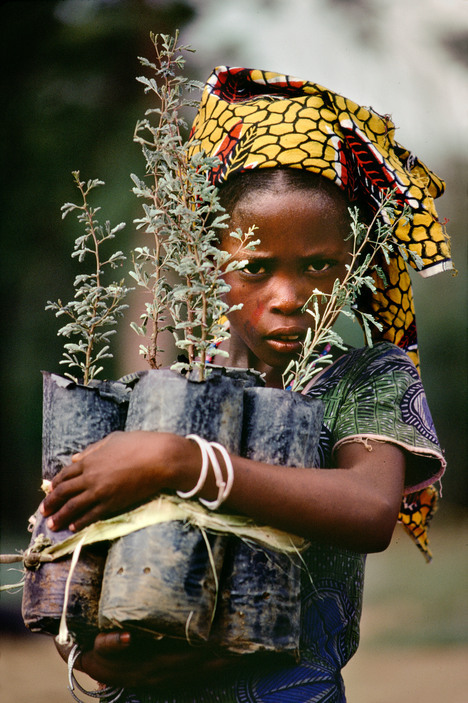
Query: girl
xmin=42 ymin=67 xmax=450 ymax=702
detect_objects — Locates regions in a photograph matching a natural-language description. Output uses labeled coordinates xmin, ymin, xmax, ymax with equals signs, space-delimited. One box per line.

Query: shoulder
xmin=340 ymin=341 xmax=418 ymax=371
xmin=308 ymin=342 xmax=445 ymax=490
xmin=307 ymin=341 xmax=419 ymax=398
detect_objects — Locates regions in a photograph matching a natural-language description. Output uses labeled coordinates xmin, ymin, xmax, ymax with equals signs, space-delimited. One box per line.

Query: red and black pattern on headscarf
xmin=208 ymin=66 xmax=306 ymax=103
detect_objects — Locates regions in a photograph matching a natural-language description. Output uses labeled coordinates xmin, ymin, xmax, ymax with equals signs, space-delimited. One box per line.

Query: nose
xmin=269 ymin=276 xmax=307 ymax=315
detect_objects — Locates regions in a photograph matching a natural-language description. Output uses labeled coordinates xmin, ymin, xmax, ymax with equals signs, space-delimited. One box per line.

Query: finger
xmin=71 ymin=445 xmax=96 ymax=462
xmin=68 ymin=501 xmax=112 ymax=532
xmin=45 ymin=491 xmax=99 ymax=531
xmin=94 ymin=631 xmax=131 ymax=656
xmin=51 ymin=462 xmax=83 ymax=487
xmin=41 ymin=476 xmax=85 ymax=516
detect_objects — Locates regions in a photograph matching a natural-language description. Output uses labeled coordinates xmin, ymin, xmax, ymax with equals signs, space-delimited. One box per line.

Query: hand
xmin=40 ymin=431 xmax=192 ymax=532
xmin=75 ymin=631 xmax=233 ymax=690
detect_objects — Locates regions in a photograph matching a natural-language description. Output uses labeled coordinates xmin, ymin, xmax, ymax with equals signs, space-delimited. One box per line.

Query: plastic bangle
xmin=199 ymin=441 xmax=234 ymax=510
xmin=210 ymin=441 xmax=234 ymax=502
xmin=176 ymin=434 xmax=209 ymax=499
xmin=199 ymin=441 xmax=226 ymax=510
xmin=67 ymin=644 xmax=124 ymax=702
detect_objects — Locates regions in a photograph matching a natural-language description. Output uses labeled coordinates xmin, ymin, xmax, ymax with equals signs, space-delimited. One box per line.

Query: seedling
xmin=129 ymin=32 xmax=257 ymax=378
xmin=46 ymin=172 xmax=130 ymax=385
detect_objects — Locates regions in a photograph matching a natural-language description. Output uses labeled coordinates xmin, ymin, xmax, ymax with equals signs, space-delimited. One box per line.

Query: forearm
xmin=174 ymin=436 xmax=406 ymax=553
xmin=221 ymin=461 xmax=398 ymax=551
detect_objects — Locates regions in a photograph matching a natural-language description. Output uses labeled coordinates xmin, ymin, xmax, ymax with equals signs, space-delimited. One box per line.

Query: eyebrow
xmin=234 ymin=250 xmax=339 ymax=261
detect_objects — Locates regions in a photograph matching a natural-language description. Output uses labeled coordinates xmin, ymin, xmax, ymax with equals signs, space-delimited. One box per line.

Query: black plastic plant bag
xmin=98 ymin=368 xmax=252 ymax=643
xmin=211 ymin=387 xmax=324 ymax=655
xmin=21 ymin=372 xmax=131 ymax=645
xmin=41 ymin=372 xmax=131 ymax=481
xmin=22 ymin=513 xmax=107 ymax=646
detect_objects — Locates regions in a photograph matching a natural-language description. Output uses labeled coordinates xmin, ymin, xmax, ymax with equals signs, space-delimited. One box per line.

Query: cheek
xmin=244 ymin=300 xmax=265 ymax=331
xmin=250 ymin=301 xmax=265 ymax=325
xmin=225 ymin=280 xmax=264 ymax=321
xmin=223 ymin=274 xmax=258 ymax=309
xmin=223 ymin=277 xmax=243 ymax=309
xmin=224 ymin=286 xmax=261 ymax=336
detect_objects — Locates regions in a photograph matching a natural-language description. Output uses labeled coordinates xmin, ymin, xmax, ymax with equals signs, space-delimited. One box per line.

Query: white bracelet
xmin=210 ymin=441 xmax=234 ymax=501
xmin=199 ymin=442 xmax=227 ymax=510
xmin=67 ymin=644 xmax=124 ymax=702
xmin=176 ymin=434 xmax=234 ymax=511
xmin=176 ymin=434 xmax=210 ymax=499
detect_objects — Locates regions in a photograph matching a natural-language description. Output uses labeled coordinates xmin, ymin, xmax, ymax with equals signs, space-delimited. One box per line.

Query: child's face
xmin=221 ymin=185 xmax=352 ymax=386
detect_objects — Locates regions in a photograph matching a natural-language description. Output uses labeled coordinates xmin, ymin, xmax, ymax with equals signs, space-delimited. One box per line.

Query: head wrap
xmin=189 ymin=66 xmax=452 ymax=371
xmin=190 ymin=66 xmax=452 ymax=560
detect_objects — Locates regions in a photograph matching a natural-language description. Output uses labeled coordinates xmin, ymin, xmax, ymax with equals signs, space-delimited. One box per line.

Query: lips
xmin=264 ymin=328 xmax=306 ymax=353
xmin=266 ymin=328 xmax=306 ymax=342
xmin=274 ymin=334 xmax=301 ymax=341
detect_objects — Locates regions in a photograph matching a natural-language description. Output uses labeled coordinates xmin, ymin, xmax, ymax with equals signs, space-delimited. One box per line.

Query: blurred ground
xmin=1 ymin=502 xmax=467 ymax=702
xmin=1 ymin=633 xmax=467 ymax=703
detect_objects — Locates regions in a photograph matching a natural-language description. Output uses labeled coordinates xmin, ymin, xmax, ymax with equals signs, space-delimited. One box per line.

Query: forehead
xmin=228 ymin=187 xmax=351 ymax=255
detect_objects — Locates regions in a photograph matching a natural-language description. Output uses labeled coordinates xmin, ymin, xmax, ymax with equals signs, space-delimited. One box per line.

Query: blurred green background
xmin=1 ymin=0 xmax=466 ymax=645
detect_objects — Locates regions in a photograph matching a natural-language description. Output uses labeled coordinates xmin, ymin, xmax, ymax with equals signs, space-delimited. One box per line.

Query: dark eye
xmin=242 ymin=261 xmax=267 ymax=275
xmin=307 ymin=259 xmax=334 ymax=273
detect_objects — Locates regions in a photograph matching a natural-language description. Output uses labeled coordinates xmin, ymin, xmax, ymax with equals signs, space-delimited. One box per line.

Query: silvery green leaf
xmin=63 ymin=343 xmax=86 ymax=354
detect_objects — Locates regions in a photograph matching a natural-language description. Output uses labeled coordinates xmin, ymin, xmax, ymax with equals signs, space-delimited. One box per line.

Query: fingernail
xmin=39 ymin=502 xmax=45 ymax=515
xmin=47 ymin=518 xmax=54 ymax=529
xmin=69 ymin=523 xmax=76 ymax=533
xmin=119 ymin=632 xmax=131 ymax=646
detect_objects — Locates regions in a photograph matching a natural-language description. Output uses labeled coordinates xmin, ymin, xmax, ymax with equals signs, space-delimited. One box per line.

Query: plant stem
xmin=74 ymin=174 xmax=102 ymax=385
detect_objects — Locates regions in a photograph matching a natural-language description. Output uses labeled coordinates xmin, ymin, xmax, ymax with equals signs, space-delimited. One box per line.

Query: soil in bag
xmin=22 ymin=373 xmax=131 ymax=644
xmin=211 ymin=387 xmax=324 ymax=655
xmin=99 ymin=368 xmax=248 ymax=643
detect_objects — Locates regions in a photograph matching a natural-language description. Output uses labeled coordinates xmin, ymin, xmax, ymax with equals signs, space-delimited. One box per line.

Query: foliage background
xmin=1 ymin=0 xmax=466 ymax=667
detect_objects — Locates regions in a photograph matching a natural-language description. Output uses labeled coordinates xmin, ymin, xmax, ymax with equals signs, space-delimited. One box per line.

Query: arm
xmin=41 ymin=430 xmax=405 ymax=553
xmin=225 ymin=438 xmax=404 ymax=552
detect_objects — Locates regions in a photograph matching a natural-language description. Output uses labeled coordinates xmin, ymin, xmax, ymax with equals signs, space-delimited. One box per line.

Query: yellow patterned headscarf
xmin=190 ymin=67 xmax=453 ymax=560
xmin=190 ymin=66 xmax=452 ymax=370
